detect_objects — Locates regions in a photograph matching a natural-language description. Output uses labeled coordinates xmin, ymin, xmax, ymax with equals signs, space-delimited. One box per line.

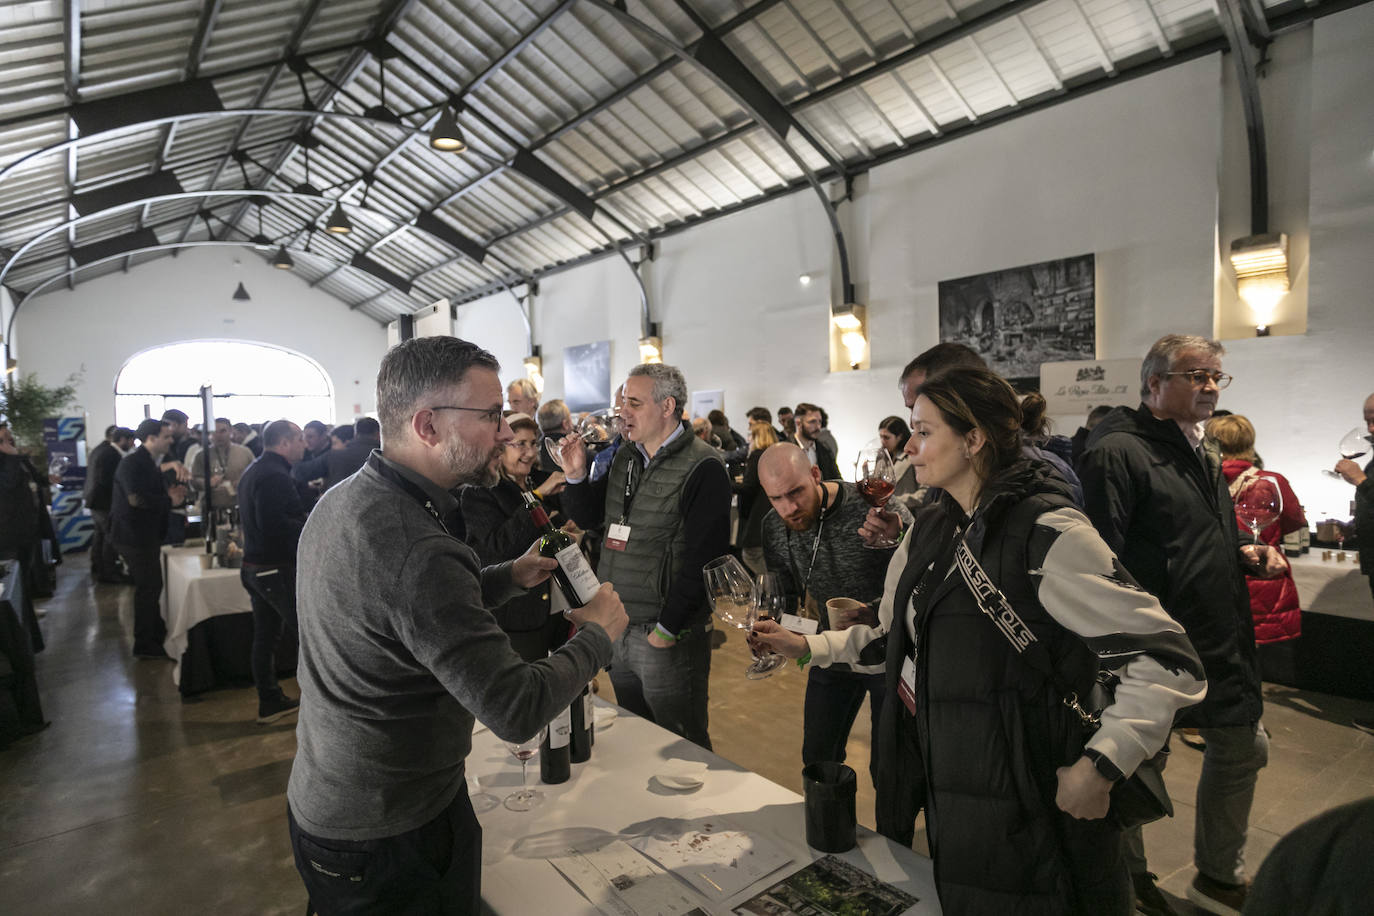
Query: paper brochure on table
xmin=732 ymin=854 xmax=919 ymax=916
xmin=547 ymin=840 xmax=709 ymax=916
xmin=627 ymin=815 xmax=793 ymax=902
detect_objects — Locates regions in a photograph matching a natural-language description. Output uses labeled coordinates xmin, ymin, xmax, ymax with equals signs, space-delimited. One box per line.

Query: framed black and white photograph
xmin=937 ymin=254 xmax=1096 ymax=389
xmin=562 ymin=340 xmax=612 ymax=413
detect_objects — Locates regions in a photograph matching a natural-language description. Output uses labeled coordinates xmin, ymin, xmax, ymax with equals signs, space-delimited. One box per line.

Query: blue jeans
xmin=803 ymin=666 xmax=885 ymax=785
xmin=609 ymin=619 xmax=712 ymax=750
xmin=240 ymin=564 xmax=298 ymax=702
xmin=288 ymin=789 xmax=480 ymax=915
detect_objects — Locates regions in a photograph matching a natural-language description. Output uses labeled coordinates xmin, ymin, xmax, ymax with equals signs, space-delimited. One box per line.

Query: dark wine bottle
xmin=569 ymin=682 xmax=594 ymax=763
xmin=540 ymin=705 xmax=572 ymax=784
xmin=522 ymin=491 xmax=600 ymax=608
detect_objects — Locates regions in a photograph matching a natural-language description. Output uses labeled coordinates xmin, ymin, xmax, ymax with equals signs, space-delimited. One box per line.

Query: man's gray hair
xmin=377 ymin=337 xmax=500 ymax=443
xmin=1140 ymin=334 xmax=1225 ymax=397
xmin=536 ymin=398 xmax=570 ymax=433
xmin=628 ymin=363 xmax=687 ymax=418
xmin=508 ymin=377 xmax=539 ymax=400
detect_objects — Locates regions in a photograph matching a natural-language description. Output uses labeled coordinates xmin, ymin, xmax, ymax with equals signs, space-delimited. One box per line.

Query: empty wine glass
xmin=546 ymin=408 xmax=619 ymax=470
xmin=47 ymin=454 xmax=71 ymax=489
xmin=703 ymin=555 xmax=785 ymax=679
xmin=855 ymin=442 xmax=898 ymax=549
xmin=1234 ymin=476 xmax=1282 ymax=544
xmin=1322 ymin=426 xmax=1372 ymax=478
xmin=467 ymin=769 xmax=500 ymax=814
xmin=503 ymin=726 xmax=547 ymax=811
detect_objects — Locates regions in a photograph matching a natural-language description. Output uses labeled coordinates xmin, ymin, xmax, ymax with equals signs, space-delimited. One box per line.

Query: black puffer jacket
xmin=876 ymin=460 xmax=1129 ymax=915
xmin=1078 ymin=404 xmax=1260 ymax=727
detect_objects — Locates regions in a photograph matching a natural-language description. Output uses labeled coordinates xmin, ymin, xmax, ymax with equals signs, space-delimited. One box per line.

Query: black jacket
xmin=83 ymin=441 xmax=123 ymax=512
xmin=0 ymin=453 xmax=47 ymax=557
xmin=876 ymin=461 xmax=1130 ymax=915
xmin=324 ymin=436 xmax=379 ymax=490
xmin=109 ymin=447 xmax=171 ymax=547
xmin=1355 ymin=456 xmax=1373 ymax=575
xmin=792 ymin=435 xmax=843 ymax=481
xmin=239 ymin=451 xmax=307 ymax=566
xmin=459 ymin=474 xmax=557 ymax=635
xmin=1078 ymin=404 xmax=1260 ymax=727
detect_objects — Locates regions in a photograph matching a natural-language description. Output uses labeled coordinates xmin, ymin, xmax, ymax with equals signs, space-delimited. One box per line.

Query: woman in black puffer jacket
xmin=871 ymin=370 xmax=1207 ymax=915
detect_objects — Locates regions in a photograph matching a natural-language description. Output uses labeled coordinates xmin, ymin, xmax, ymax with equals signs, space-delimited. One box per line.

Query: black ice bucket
xmin=801 ymin=761 xmax=857 ymax=853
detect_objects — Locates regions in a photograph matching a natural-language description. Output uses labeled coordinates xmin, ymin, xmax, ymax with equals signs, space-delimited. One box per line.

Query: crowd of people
xmin=6 ymin=330 xmax=1371 ymax=916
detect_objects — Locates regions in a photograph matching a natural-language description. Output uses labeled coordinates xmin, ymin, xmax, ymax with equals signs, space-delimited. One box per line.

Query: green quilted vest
xmin=599 ymin=422 xmax=724 ymax=623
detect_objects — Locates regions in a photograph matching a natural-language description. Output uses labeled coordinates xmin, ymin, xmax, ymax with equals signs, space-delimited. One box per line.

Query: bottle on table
xmin=570 ymin=681 xmax=594 ymax=764
xmin=540 ymin=705 xmax=572 ymax=784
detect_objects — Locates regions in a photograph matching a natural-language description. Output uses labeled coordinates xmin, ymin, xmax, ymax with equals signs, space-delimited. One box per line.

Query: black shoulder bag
xmin=953 ymin=536 xmax=1172 ymax=829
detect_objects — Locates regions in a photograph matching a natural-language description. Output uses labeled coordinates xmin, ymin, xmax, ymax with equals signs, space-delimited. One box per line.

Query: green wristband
xmin=796 ymin=650 xmax=812 ymax=669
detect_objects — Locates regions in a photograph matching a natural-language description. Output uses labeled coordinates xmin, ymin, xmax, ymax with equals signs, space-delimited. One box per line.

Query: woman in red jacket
xmin=1207 ymin=414 xmax=1307 ymax=643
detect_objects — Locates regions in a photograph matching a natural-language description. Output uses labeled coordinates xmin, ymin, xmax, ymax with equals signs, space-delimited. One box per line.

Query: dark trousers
xmin=803 ymin=666 xmax=885 ymax=785
xmin=288 ymin=790 xmax=481 ymax=916
xmin=89 ymin=510 xmax=120 ymax=580
xmin=115 ymin=541 xmax=165 ymax=654
xmin=609 ymin=620 xmax=712 ymax=751
xmin=162 ymin=511 xmax=186 ymax=546
xmin=241 ymin=564 xmax=298 ymax=702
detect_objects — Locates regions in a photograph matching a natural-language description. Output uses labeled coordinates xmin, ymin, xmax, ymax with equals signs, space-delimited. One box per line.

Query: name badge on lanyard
xmin=898 ymin=654 xmax=917 ymax=716
xmin=605 ymin=523 xmax=632 ymax=552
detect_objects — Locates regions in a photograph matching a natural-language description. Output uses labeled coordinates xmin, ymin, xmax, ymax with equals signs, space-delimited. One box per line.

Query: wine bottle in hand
xmin=524 ymin=491 xmax=600 ymax=609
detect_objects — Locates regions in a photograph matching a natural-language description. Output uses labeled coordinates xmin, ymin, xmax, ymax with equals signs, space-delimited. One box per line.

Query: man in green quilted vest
xmin=560 ymin=363 xmax=732 ymax=750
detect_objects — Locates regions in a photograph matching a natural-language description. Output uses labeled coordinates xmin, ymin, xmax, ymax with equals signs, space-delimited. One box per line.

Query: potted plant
xmin=0 ymin=371 xmax=82 ymax=456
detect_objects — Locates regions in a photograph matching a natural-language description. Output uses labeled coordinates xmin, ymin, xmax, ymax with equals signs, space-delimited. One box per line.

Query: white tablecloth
xmin=1290 ymin=552 xmax=1373 ymax=622
xmin=159 ymin=545 xmax=252 ymax=684
xmin=472 ymin=701 xmax=940 ymax=915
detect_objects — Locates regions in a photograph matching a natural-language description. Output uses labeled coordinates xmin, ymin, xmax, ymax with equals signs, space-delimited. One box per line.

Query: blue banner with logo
xmin=42 ymin=415 xmax=90 ymax=553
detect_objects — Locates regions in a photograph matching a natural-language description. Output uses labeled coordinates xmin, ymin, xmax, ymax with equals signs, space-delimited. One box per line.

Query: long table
xmin=159 ymin=546 xmax=295 ymax=696
xmin=472 ymin=701 xmax=940 ymax=915
xmin=1258 ymin=552 xmax=1374 ymax=699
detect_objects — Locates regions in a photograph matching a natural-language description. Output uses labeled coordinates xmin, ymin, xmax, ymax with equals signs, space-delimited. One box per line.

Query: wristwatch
xmin=1082 ymin=748 xmax=1124 ymax=784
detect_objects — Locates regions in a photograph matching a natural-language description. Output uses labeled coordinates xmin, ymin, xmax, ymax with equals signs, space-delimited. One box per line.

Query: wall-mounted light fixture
xmin=831 ymin=302 xmax=867 ymax=371
xmin=798 ymin=273 xmax=812 ymax=286
xmin=523 ymin=347 xmax=544 ymax=395
xmin=4 ymin=357 xmax=16 ymax=376
xmin=638 ymin=322 xmax=663 ymax=364
xmin=1230 ymin=232 xmax=1288 ymax=336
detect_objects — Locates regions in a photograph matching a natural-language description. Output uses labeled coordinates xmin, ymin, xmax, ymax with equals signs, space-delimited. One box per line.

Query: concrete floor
xmin=2 ymin=563 xmax=1372 ymax=914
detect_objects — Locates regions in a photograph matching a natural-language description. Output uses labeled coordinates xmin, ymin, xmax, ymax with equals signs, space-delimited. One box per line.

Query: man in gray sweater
xmin=286 ymin=337 xmax=627 ymax=915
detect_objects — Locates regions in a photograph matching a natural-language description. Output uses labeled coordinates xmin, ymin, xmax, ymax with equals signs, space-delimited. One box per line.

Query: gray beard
xmin=445 ymin=436 xmax=501 ymax=487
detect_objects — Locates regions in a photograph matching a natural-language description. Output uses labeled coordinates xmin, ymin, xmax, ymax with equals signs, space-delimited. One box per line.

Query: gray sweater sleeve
xmin=395 ymin=534 xmax=612 ymax=743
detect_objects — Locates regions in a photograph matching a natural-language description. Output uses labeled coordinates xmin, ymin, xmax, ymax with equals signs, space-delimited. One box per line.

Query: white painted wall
xmin=11 ymin=246 xmax=388 ymax=434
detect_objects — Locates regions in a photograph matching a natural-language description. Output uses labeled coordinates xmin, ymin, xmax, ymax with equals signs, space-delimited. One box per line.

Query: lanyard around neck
xmin=368 ymin=454 xmax=450 ymax=536
xmin=797 ymin=483 xmax=831 ymax=598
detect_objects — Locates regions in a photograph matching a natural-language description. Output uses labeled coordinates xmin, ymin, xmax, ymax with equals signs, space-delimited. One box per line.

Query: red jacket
xmin=1222 ymin=460 xmax=1306 ymax=643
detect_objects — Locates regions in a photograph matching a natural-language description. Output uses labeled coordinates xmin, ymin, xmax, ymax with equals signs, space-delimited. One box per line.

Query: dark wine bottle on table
xmin=540 ymin=705 xmax=572 ymax=784
xmin=570 ymin=682 xmax=594 ymax=763
xmin=522 ymin=492 xmax=600 ymax=608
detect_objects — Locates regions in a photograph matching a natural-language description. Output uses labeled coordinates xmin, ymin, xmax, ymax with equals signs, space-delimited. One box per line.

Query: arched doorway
xmin=114 ymin=340 xmax=334 ymax=429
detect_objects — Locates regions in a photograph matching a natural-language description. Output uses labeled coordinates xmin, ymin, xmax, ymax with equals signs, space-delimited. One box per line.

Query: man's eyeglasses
xmin=1163 ymin=369 xmax=1233 ymax=389
xmin=427 ymin=405 xmax=505 ymax=425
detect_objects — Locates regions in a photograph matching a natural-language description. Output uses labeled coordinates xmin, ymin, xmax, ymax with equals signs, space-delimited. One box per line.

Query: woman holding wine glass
xmin=460 ymin=413 xmax=573 ymax=661
xmin=1206 ymin=415 xmax=1307 ymax=645
xmin=755 ymin=368 xmax=1208 ymax=914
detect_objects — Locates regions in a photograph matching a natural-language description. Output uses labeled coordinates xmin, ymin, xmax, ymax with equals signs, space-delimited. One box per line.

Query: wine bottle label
xmin=583 ymin=691 xmax=594 ymax=727
xmin=550 ymin=707 xmax=572 ymax=750
xmin=555 ymin=542 xmax=601 ymax=605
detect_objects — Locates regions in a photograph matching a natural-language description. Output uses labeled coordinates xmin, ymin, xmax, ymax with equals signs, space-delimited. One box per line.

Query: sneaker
xmin=1186 ymin=873 xmax=1248 ymax=916
xmin=1178 ymin=727 xmax=1206 ymax=750
xmin=1132 ymin=871 xmax=1178 ymax=916
xmin=257 ymin=693 xmax=300 ymax=725
xmin=1353 ymin=718 xmax=1374 ymax=735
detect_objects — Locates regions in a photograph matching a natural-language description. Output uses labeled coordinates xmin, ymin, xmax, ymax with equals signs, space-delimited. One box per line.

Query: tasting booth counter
xmin=472 ymin=698 xmax=940 ymax=915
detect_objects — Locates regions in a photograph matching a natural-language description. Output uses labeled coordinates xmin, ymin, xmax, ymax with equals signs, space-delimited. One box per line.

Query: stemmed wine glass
xmin=546 ymin=408 xmax=619 ymax=470
xmin=702 ymin=555 xmax=787 ymax=679
xmin=1234 ymin=476 xmax=1282 ymax=544
xmin=855 ymin=442 xmax=898 ymax=549
xmin=47 ymin=454 xmax=71 ymax=489
xmin=1322 ymin=427 xmax=1372 ymax=478
xmin=503 ymin=726 xmax=547 ymax=811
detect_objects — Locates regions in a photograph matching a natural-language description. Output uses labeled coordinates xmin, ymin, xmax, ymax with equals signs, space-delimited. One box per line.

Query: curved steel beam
xmin=0 ymin=108 xmax=421 ymax=190
xmin=0 ymin=189 xmax=411 ymax=292
xmin=2 ymin=240 xmax=410 ymax=362
xmin=585 ymin=0 xmax=856 ymax=305
xmin=1216 ymin=0 xmax=1270 ymax=234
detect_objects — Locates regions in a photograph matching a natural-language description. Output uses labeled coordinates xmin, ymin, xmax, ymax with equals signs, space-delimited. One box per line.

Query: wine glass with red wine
xmin=1323 ymin=427 xmax=1372 ymax=478
xmin=855 ymin=443 xmax=899 ymax=549
xmin=503 ymin=726 xmax=547 ymax=811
